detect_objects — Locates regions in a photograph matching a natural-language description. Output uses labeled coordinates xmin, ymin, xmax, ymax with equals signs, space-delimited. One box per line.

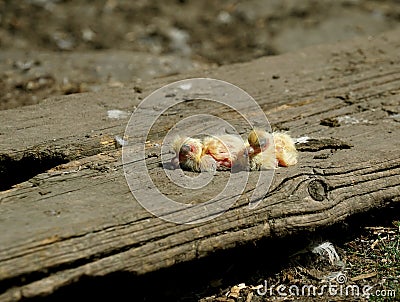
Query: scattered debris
xmin=245 ymin=292 xmax=253 ymax=302
xmin=320 ymin=117 xmax=340 ymax=127
xmin=82 ymin=27 xmax=96 ymax=42
xmin=337 ymin=115 xmax=363 ymax=124
xmin=311 ymin=241 xmax=341 ymax=266
xmin=114 ymin=135 xmax=128 ymax=147
xmin=107 ymin=109 xmax=130 ymax=119
xmin=226 ymin=283 xmax=246 ymax=299
xmin=296 ymin=137 xmax=353 ymax=152
xmin=13 ymin=59 xmax=38 ymax=71
xmin=167 ymin=27 xmax=191 ymax=56
xmin=179 ymin=82 xmax=192 ymax=90
xmin=389 ymin=113 xmax=400 ymax=122
xmin=133 ymin=86 xmax=143 ymax=93
xmin=294 ymin=136 xmax=310 ymax=144
xmin=146 ymin=152 xmax=159 ymax=158
xmin=43 ymin=209 xmax=61 ymax=217
xmin=15 ymin=75 xmax=55 ymax=91
xmin=52 ymin=32 xmax=75 ymax=50
xmin=217 ymin=11 xmax=232 ymax=24
xmin=313 ymin=153 xmax=330 ymax=159
xmin=321 ymin=115 xmax=369 ymax=127
xmin=350 ymin=271 xmax=377 ymax=282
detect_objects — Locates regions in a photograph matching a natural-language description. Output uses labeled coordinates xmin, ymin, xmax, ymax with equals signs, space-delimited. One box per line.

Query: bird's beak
xmin=246 ymin=146 xmax=255 ymax=156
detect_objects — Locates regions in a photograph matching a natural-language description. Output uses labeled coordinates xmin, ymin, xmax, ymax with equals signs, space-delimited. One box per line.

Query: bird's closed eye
xmin=180 ymin=144 xmax=191 ymax=154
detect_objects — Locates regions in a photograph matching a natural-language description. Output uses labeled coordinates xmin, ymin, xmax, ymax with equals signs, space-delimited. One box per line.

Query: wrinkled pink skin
xmin=171 ymin=135 xmax=251 ymax=172
xmin=170 ymin=131 xmax=297 ymax=172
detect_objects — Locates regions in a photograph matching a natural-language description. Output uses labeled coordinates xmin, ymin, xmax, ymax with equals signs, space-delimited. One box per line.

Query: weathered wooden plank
xmin=0 ymin=30 xmax=400 ymax=300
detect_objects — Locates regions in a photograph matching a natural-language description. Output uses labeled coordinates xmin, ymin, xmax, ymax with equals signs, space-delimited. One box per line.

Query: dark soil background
xmin=1 ymin=0 xmax=400 ymax=110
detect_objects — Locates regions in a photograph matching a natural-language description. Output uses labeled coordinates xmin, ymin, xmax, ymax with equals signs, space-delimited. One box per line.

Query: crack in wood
xmin=296 ymin=138 xmax=353 ymax=152
xmin=0 ymin=151 xmax=68 ymax=191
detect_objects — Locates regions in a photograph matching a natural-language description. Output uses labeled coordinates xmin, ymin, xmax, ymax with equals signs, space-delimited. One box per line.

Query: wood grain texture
xmin=1 ymin=30 xmax=399 ymax=300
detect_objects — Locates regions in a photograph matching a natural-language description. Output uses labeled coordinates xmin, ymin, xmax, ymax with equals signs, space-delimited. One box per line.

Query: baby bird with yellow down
xmin=171 ymin=129 xmax=298 ymax=172
xmin=171 ymin=134 xmax=249 ymax=172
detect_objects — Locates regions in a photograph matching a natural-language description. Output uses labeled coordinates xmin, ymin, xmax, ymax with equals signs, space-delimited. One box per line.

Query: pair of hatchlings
xmin=171 ymin=129 xmax=297 ymax=172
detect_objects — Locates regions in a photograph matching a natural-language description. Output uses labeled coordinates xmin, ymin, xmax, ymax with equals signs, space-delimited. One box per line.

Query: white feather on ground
xmin=311 ymin=241 xmax=341 ymax=265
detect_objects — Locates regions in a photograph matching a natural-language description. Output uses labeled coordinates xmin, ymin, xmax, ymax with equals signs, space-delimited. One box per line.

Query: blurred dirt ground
xmin=1 ymin=0 xmax=400 ymax=110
